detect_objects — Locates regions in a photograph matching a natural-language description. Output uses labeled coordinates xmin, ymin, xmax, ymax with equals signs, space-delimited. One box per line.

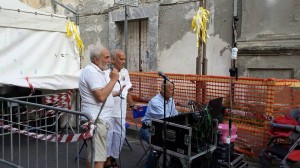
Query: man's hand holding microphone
xmin=109 ymin=66 xmax=119 ymax=83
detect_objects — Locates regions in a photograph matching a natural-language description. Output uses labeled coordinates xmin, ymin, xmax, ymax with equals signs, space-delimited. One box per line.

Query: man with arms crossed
xmin=105 ymin=49 xmax=135 ymax=168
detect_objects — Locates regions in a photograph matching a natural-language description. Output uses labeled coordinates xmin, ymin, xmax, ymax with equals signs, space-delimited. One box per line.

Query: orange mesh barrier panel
xmin=126 ymin=72 xmax=300 ymax=156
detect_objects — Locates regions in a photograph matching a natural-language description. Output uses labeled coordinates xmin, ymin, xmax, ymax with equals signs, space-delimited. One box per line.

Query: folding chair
xmin=74 ymin=140 xmax=87 ymax=162
xmin=131 ymin=106 xmax=150 ymax=166
xmin=75 ymin=119 xmax=89 ymax=162
xmin=123 ymin=122 xmax=133 ymax=151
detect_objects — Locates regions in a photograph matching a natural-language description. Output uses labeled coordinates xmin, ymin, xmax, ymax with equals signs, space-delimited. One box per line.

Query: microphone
xmin=158 ymin=71 xmax=173 ymax=84
xmin=110 ymin=64 xmax=123 ymax=98
xmin=110 ymin=64 xmax=115 ymax=71
xmin=110 ymin=64 xmax=120 ymax=83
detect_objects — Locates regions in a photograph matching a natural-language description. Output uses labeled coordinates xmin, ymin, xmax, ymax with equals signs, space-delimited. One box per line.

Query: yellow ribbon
xmin=191 ymin=7 xmax=210 ymax=45
xmin=66 ymin=20 xmax=84 ymax=56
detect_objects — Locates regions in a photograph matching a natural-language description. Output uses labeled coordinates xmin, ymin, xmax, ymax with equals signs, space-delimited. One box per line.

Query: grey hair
xmin=111 ymin=49 xmax=124 ymax=60
xmin=89 ymin=45 xmax=105 ymax=62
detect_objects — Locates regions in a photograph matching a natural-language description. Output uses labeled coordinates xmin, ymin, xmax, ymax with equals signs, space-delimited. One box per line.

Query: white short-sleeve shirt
xmin=79 ymin=63 xmax=114 ymax=123
xmin=106 ymin=68 xmax=132 ymax=118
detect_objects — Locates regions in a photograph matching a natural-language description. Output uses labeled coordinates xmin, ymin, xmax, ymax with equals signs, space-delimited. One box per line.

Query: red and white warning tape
xmin=0 ymin=121 xmax=95 ymax=143
xmin=44 ymin=90 xmax=74 ymax=109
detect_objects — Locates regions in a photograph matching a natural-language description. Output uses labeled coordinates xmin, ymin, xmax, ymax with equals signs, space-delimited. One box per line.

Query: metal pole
xmin=51 ymin=0 xmax=78 ymax=15
xmin=76 ymin=12 xmax=79 ymax=26
xmin=163 ymin=79 xmax=167 ymax=168
xmin=196 ymin=0 xmax=205 ymax=75
xmin=124 ymin=5 xmax=128 ymax=68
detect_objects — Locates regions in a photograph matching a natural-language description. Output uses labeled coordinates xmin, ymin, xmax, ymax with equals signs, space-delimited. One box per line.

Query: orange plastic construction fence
xmin=126 ymin=72 xmax=300 ymax=156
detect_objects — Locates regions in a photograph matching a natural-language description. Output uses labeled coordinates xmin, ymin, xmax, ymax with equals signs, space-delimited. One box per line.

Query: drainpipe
xmin=124 ymin=5 xmax=128 ymax=68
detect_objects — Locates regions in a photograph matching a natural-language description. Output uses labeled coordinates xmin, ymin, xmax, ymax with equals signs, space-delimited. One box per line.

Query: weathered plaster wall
xmin=206 ymin=0 xmax=233 ymax=76
xmin=240 ymin=0 xmax=299 ymax=41
xmin=77 ymin=0 xmax=116 ymax=67
xmin=158 ymin=1 xmax=199 ymax=74
xmin=237 ymin=0 xmax=300 ymax=79
xmin=238 ymin=51 xmax=300 ymax=79
xmin=20 ymin=0 xmax=52 ymax=11
xmin=20 ymin=0 xmax=80 ymax=16
xmin=79 ymin=14 xmax=109 ymax=67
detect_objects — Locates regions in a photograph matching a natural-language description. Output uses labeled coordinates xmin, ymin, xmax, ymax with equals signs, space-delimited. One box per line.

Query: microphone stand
xmin=163 ymin=78 xmax=167 ymax=168
xmin=157 ymin=71 xmax=173 ymax=168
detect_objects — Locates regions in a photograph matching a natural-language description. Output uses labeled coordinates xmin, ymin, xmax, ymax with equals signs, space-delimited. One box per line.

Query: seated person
xmin=140 ymin=80 xmax=178 ymax=143
xmin=139 ymin=80 xmax=181 ymax=168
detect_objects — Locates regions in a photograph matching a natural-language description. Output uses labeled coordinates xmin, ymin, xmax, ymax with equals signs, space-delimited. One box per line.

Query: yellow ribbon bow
xmin=191 ymin=7 xmax=210 ymax=45
xmin=66 ymin=20 xmax=85 ymax=56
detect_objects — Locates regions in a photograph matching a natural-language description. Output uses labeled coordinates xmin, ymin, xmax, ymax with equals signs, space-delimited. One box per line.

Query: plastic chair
xmin=75 ymin=119 xmax=89 ymax=162
xmin=131 ymin=105 xmax=149 ymax=165
xmin=132 ymin=106 xmax=148 ymax=150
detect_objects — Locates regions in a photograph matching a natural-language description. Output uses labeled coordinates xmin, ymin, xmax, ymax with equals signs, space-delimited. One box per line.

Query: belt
xmin=142 ymin=122 xmax=150 ymax=129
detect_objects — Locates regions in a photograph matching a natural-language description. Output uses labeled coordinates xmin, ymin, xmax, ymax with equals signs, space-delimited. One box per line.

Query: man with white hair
xmin=79 ymin=45 xmax=119 ymax=168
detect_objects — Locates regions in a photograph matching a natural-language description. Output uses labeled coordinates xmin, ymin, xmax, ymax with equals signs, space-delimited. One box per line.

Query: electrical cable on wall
xmin=227 ymin=0 xmax=239 ymax=167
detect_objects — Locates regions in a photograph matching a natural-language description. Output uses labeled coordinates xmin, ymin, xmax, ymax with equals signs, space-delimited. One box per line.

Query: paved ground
xmin=1 ymin=127 xmax=300 ymax=168
xmin=119 ymin=128 xmax=300 ymax=168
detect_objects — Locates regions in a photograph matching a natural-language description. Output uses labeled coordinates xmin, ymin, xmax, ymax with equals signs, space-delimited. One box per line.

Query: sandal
xmin=104 ymin=164 xmax=118 ymax=168
xmin=104 ymin=165 xmax=112 ymax=168
xmin=111 ymin=158 xmax=119 ymax=168
xmin=104 ymin=161 xmax=112 ymax=168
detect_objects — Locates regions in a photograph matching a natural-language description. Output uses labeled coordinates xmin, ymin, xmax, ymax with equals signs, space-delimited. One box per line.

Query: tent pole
xmin=51 ymin=0 xmax=78 ymax=16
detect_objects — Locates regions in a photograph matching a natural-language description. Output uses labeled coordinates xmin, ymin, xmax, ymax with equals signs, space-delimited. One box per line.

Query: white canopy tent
xmin=0 ymin=0 xmax=81 ymax=90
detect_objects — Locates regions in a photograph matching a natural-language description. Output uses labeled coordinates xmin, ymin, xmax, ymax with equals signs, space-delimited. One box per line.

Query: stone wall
xmin=237 ymin=0 xmax=300 ymax=79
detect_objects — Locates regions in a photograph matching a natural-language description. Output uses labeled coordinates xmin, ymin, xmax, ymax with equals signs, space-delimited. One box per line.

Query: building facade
xmin=21 ymin=0 xmax=300 ymax=79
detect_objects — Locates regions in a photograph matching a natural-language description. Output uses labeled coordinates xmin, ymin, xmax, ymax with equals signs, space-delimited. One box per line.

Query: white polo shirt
xmin=106 ymin=68 xmax=132 ymax=118
xmin=79 ymin=63 xmax=114 ymax=123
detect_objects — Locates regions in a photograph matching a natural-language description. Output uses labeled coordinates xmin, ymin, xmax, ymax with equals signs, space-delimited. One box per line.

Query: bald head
xmin=160 ymin=80 xmax=174 ymax=99
xmin=112 ymin=49 xmax=126 ymax=70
